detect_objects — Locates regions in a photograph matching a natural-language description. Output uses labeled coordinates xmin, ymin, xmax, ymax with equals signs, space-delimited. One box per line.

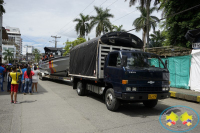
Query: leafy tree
xmin=73 ymin=13 xmax=90 ymax=38
xmin=149 ymin=30 xmax=165 ymax=47
xmin=0 ymin=0 xmax=5 ymax=15
xmin=126 ymin=0 xmax=160 ymax=47
xmin=159 ymin=0 xmax=200 ymax=48
xmin=112 ymin=25 xmax=126 ymax=32
xmin=63 ymin=38 xmax=86 ymax=56
xmin=32 ymin=48 xmax=40 ymax=63
xmin=90 ymin=6 xmax=114 ymax=37
xmin=3 ymin=49 xmax=13 ymax=63
xmin=133 ymin=6 xmax=159 ymax=46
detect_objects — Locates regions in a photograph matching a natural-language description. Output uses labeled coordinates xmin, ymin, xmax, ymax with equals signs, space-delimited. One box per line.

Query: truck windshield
xmin=122 ymin=52 xmax=165 ymax=68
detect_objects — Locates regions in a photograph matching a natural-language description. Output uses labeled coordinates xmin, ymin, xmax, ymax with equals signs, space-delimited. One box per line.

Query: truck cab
xmin=104 ymin=50 xmax=170 ymax=110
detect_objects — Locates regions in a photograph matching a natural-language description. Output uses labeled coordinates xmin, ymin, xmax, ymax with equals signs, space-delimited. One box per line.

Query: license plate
xmin=148 ymin=94 xmax=157 ymax=99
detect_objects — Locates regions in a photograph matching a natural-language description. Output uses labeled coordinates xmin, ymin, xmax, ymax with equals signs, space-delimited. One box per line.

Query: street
xmin=0 ymin=79 xmax=200 ymax=133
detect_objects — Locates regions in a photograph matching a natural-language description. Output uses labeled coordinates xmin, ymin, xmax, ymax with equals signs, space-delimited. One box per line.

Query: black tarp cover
xmin=69 ymin=32 xmax=143 ymax=78
xmin=185 ymin=28 xmax=200 ymax=43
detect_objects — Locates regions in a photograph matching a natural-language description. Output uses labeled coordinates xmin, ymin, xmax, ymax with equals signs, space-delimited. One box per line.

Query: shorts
xmin=11 ymin=84 xmax=19 ymax=92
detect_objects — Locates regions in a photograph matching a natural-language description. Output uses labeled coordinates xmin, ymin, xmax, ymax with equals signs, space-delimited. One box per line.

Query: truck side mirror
xmin=165 ymin=60 xmax=168 ymax=68
xmin=122 ymin=55 xmax=127 ymax=67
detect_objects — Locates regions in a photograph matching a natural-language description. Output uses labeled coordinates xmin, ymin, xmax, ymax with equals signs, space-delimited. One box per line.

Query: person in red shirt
xmin=24 ymin=66 xmax=34 ymax=95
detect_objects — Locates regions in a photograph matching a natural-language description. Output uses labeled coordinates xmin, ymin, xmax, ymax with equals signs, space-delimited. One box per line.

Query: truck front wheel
xmin=143 ymin=100 xmax=158 ymax=108
xmin=105 ymin=88 xmax=120 ymax=111
xmin=77 ymin=81 xmax=85 ymax=96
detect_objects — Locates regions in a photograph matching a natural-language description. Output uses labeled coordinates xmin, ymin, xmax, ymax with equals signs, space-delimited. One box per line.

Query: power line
xmin=106 ymin=0 xmax=118 ymax=8
xmin=126 ymin=3 xmax=200 ymax=33
xmin=56 ymin=0 xmax=96 ymax=35
xmin=112 ymin=9 xmax=137 ymax=23
xmin=88 ymin=0 xmax=108 ymax=15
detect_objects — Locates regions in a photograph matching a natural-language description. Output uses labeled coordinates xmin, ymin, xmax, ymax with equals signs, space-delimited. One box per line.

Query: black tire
xmin=105 ymin=88 xmax=120 ymax=111
xmin=77 ymin=81 xmax=85 ymax=96
xmin=143 ymin=100 xmax=158 ymax=108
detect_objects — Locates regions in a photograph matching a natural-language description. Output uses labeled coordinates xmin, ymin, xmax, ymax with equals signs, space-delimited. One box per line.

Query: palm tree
xmin=90 ymin=6 xmax=114 ymax=37
xmin=112 ymin=25 xmax=126 ymax=32
xmin=125 ymin=0 xmax=160 ymax=48
xmin=133 ymin=6 xmax=159 ymax=47
xmin=3 ymin=49 xmax=13 ymax=63
xmin=150 ymin=30 xmax=165 ymax=47
xmin=73 ymin=13 xmax=90 ymax=38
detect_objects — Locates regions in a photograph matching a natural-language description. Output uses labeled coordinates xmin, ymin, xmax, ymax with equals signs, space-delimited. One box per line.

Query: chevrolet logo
xmin=147 ymin=81 xmax=155 ymax=84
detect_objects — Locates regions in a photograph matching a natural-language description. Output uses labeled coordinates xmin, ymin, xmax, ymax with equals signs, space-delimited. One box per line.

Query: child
xmin=7 ymin=67 xmax=12 ymax=92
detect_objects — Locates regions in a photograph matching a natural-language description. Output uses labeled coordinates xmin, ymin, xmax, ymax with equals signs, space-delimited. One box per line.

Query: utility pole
xmin=0 ymin=11 xmax=2 ymax=63
xmin=51 ymin=35 xmax=61 ymax=48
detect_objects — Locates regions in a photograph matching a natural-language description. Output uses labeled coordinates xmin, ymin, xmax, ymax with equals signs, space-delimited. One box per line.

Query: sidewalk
xmin=170 ymin=87 xmax=200 ymax=103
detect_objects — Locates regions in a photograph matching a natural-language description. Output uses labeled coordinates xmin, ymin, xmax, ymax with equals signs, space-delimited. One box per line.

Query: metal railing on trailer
xmin=98 ymin=44 xmax=141 ymax=79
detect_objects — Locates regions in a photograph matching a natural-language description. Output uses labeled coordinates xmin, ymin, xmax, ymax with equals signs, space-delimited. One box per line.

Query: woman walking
xmin=24 ymin=66 xmax=34 ymax=95
xmin=32 ymin=66 xmax=39 ymax=93
xmin=9 ymin=66 xmax=22 ymax=104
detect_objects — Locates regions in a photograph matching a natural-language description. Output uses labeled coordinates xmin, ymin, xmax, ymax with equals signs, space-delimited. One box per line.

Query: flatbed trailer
xmin=39 ymin=70 xmax=73 ymax=82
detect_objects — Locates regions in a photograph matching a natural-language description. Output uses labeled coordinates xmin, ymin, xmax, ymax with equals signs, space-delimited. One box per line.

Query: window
xmin=3 ymin=47 xmax=7 ymax=51
xmin=108 ymin=53 xmax=121 ymax=67
xmin=8 ymin=48 xmax=15 ymax=52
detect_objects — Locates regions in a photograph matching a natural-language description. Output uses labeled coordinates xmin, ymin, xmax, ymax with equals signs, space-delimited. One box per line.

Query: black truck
xmin=69 ymin=32 xmax=170 ymax=111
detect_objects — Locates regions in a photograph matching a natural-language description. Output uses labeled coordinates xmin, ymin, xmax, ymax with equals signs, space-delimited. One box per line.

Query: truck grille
xmin=137 ymin=87 xmax=162 ymax=92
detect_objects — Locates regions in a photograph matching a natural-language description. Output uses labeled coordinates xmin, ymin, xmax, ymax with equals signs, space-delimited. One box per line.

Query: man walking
xmin=0 ymin=63 xmax=5 ymax=92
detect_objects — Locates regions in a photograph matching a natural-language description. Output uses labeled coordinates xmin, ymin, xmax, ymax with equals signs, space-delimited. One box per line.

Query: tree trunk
xmin=146 ymin=0 xmax=150 ymax=49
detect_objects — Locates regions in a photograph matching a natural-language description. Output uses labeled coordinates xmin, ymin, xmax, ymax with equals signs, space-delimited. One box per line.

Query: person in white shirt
xmin=32 ymin=66 xmax=39 ymax=93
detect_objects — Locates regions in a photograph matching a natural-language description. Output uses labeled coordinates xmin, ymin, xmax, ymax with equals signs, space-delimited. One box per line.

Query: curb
xmin=169 ymin=91 xmax=200 ymax=103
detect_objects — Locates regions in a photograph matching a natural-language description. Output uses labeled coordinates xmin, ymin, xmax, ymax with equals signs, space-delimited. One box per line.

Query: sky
xmin=3 ymin=0 xmax=162 ymax=54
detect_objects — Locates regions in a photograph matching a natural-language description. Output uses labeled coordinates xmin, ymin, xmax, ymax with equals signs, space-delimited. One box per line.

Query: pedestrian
xmin=9 ymin=66 xmax=22 ymax=104
xmin=17 ymin=65 xmax=22 ymax=93
xmin=32 ymin=66 xmax=39 ymax=93
xmin=0 ymin=63 xmax=5 ymax=92
xmin=21 ymin=64 xmax=28 ymax=94
xmin=24 ymin=66 xmax=34 ymax=95
xmin=7 ymin=67 xmax=12 ymax=92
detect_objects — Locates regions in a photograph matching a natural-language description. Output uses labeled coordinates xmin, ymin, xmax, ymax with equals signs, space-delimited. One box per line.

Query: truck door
xmin=104 ymin=52 xmax=122 ymax=92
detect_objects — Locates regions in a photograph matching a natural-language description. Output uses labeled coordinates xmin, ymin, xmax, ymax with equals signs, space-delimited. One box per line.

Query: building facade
xmin=6 ymin=26 xmax=22 ymax=55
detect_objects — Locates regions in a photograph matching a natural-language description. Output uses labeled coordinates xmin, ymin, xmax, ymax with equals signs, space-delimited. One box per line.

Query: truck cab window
xmin=108 ymin=53 xmax=120 ymax=67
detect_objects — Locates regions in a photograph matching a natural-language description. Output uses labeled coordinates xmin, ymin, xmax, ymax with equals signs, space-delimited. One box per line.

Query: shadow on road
xmin=84 ymin=92 xmax=179 ymax=117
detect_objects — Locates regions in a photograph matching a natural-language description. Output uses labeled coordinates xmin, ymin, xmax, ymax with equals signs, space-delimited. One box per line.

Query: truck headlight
xmin=162 ymin=87 xmax=166 ymax=91
xmin=126 ymin=87 xmax=131 ymax=91
xmin=165 ymin=87 xmax=169 ymax=91
xmin=132 ymin=87 xmax=137 ymax=91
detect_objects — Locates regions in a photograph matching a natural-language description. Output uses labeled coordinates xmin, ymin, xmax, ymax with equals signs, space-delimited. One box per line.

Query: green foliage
xmin=90 ymin=6 xmax=114 ymax=37
xmin=133 ymin=6 xmax=159 ymax=45
xmin=150 ymin=30 xmax=165 ymax=47
xmin=63 ymin=38 xmax=86 ymax=56
xmin=160 ymin=0 xmax=200 ymax=48
xmin=3 ymin=49 xmax=13 ymax=63
xmin=0 ymin=0 xmax=5 ymax=15
xmin=112 ymin=25 xmax=126 ymax=32
xmin=32 ymin=48 xmax=41 ymax=63
xmin=73 ymin=13 xmax=90 ymax=38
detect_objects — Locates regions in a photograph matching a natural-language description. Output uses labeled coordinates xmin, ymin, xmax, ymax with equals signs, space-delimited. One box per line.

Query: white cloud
xmin=4 ymin=0 xmax=162 ymax=54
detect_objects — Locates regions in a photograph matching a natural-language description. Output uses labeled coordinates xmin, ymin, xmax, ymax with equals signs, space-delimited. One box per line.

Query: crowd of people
xmin=41 ymin=53 xmax=54 ymax=61
xmin=0 ymin=63 xmax=39 ymax=104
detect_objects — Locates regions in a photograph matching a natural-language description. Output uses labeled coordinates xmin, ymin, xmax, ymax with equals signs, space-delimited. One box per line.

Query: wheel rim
xmin=77 ymin=84 xmax=81 ymax=93
xmin=106 ymin=93 xmax=113 ymax=106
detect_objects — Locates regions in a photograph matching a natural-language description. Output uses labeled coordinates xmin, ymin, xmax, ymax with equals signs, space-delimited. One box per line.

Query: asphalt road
xmin=0 ymin=79 xmax=199 ymax=133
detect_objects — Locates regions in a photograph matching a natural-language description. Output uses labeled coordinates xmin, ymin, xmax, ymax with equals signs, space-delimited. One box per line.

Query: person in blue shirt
xmin=21 ymin=64 xmax=28 ymax=94
xmin=0 ymin=63 xmax=5 ymax=91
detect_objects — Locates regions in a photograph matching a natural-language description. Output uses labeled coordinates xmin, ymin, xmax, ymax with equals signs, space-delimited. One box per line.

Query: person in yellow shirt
xmin=9 ymin=66 xmax=22 ymax=104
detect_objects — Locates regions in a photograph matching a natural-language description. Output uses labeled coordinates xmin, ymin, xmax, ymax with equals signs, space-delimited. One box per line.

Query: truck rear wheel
xmin=105 ymin=88 xmax=120 ymax=111
xmin=77 ymin=81 xmax=85 ymax=96
xmin=143 ymin=100 xmax=158 ymax=108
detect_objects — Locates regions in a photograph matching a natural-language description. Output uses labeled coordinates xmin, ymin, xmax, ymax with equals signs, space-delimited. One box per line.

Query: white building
xmin=2 ymin=39 xmax=18 ymax=63
xmin=6 ymin=26 xmax=22 ymax=54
